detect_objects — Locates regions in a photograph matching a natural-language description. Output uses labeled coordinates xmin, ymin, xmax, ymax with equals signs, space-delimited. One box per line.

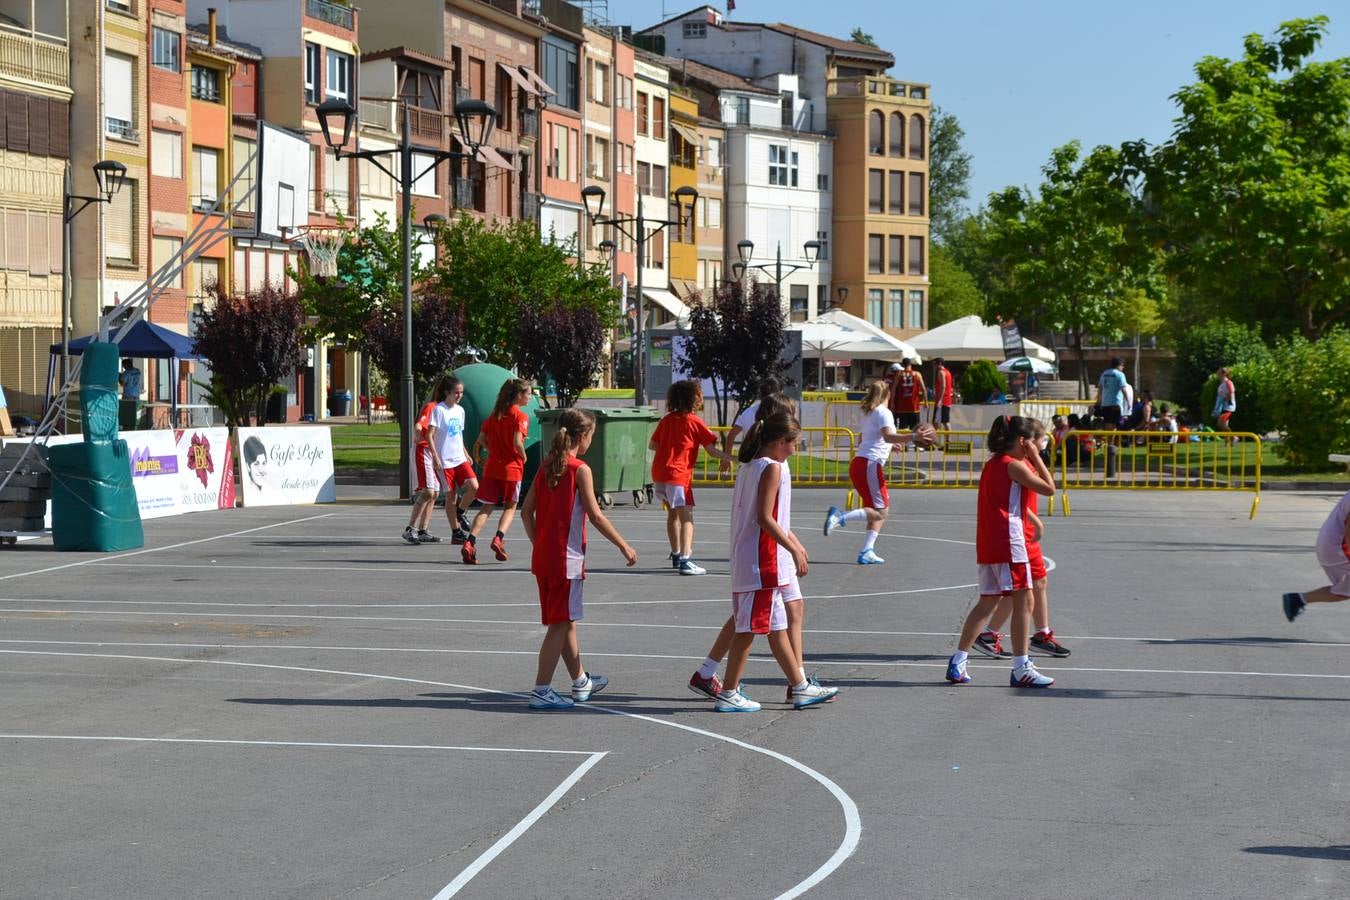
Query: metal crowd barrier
xmin=876 ymin=430 xmax=1061 ymax=515
xmin=1056 ymin=430 xmax=1262 ymax=519
xmin=692 ymin=426 xmax=857 ymax=488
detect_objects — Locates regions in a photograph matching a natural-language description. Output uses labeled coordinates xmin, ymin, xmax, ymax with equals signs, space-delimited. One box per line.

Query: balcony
xmin=358 ymin=98 xmax=394 ymax=133
xmin=827 ymin=76 xmax=929 ymax=102
xmin=400 ymin=105 xmax=444 ymax=143
xmin=306 ymin=0 xmax=354 ymax=31
xmin=0 ymin=23 xmax=69 ymax=92
xmin=519 ymin=107 xmax=538 ymax=141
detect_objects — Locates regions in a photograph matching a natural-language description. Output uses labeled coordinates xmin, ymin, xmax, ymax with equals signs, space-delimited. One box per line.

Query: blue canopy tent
xmin=47 ymin=321 xmax=206 ymax=427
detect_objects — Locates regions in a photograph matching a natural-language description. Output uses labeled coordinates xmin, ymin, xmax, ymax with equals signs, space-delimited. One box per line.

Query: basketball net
xmin=301 ymin=229 xmax=345 ymax=278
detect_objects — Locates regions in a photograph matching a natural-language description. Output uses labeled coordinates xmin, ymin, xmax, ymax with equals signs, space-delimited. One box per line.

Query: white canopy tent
xmin=792 ymin=308 xmax=922 ymax=363
xmin=908 ymin=315 xmax=1056 ymax=363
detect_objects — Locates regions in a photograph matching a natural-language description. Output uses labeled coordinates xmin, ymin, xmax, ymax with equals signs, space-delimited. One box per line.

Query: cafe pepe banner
xmin=235 ymin=426 xmax=337 ymax=507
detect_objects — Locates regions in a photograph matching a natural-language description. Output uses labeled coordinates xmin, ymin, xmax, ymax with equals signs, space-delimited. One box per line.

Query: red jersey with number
xmin=651 ymin=411 xmax=716 ymax=486
xmin=481 ymin=405 xmax=529 ymax=480
xmin=531 ymin=455 xmax=587 ymax=580
xmin=890 ymin=370 xmax=924 ymax=413
xmin=936 ymin=366 xmax=954 ymax=406
xmin=415 ymin=401 xmax=437 ymax=449
xmin=976 ymin=453 xmax=1030 ymax=564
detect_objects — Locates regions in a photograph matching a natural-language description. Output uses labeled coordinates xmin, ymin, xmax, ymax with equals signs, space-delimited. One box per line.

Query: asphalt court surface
xmin=1 ymin=485 xmax=1347 ymax=899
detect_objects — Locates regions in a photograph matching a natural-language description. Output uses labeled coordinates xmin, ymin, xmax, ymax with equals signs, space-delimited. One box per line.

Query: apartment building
xmin=640 ymin=6 xmax=926 ymax=334
xmin=666 ymin=86 xmax=698 ymax=299
xmin=0 ymin=0 xmax=72 ymax=414
xmin=535 ymin=2 xmax=584 ymax=251
xmin=665 ymin=56 xmax=830 ymax=320
xmin=692 ymin=110 xmax=725 ymax=298
xmin=631 ymin=51 xmax=683 ymax=326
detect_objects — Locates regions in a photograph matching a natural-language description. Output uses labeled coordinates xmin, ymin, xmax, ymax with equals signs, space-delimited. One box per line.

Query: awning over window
xmin=454 ymin=135 xmax=514 ymax=171
xmin=498 ymin=62 xmax=537 ymax=96
xmin=670 ymin=122 xmax=703 ymax=147
xmin=643 ymin=288 xmax=692 ymax=325
xmin=518 ymin=65 xmax=555 ymax=97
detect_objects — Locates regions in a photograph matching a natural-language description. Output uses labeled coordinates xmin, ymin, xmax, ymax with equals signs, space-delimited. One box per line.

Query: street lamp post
xmin=731 ymin=238 xmax=822 ymax=311
xmin=581 ymin=183 xmax=698 ymax=407
xmin=316 ymin=97 xmax=496 ymax=499
xmin=62 ymin=159 xmax=128 ymax=388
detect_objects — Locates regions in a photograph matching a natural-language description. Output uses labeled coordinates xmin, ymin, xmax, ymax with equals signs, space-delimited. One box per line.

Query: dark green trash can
xmin=536 ymin=406 xmax=657 ymax=507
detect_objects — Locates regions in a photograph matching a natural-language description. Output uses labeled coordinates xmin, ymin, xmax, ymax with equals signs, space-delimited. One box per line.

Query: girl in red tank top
xmin=946 ymin=415 xmax=1058 ymax=688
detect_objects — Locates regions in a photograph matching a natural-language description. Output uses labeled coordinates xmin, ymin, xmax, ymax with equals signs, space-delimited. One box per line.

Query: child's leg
xmin=559 ymin=622 xmax=583 ymax=681
xmin=495 ymin=502 xmax=517 ymax=536
xmin=420 ymin=490 xmax=438 ymax=529
xmin=984 ymin=594 xmax=1014 ymax=634
xmin=534 ymin=622 xmax=574 ymax=686
xmin=677 ymin=506 xmax=695 ymax=558
xmin=470 ymin=503 xmax=494 ymax=537
xmin=859 ymin=507 xmax=885 ymax=553
xmin=1008 ymin=588 xmax=1034 ymax=658
xmin=1032 ymin=578 xmax=1051 ymax=632
xmin=408 ymin=491 xmax=432 ymax=528
xmin=766 ymin=630 xmax=802 ymax=683
xmin=696 ymin=616 xmax=736 ymax=674
xmin=956 ymin=595 xmax=1004 ymax=651
xmin=457 ymin=479 xmax=479 ymax=520
xmin=1303 ymin=586 xmax=1350 ymax=604
xmin=665 ymin=507 xmax=680 ymax=554
xmin=784 ymin=599 xmax=805 ymax=684
xmin=722 ymin=632 xmax=756 ymax=691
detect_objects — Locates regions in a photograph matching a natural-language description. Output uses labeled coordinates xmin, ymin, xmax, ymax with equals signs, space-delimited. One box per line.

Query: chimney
xmin=208 ymin=8 xmax=218 ymax=46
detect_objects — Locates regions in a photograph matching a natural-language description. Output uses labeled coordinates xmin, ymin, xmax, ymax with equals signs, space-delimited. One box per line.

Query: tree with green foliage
xmin=927 ymin=244 xmax=984 ymax=327
xmin=980 ymin=141 xmax=1162 ymax=394
xmin=514 ymin=299 xmax=607 ymax=409
xmin=428 ymin=214 xmax=619 ymax=365
xmin=959 ymin=359 xmax=1007 ymax=405
xmin=1263 ymin=327 xmax=1350 ymax=467
xmin=1134 ymin=17 xmax=1350 ymax=339
xmin=850 ymin=27 xmax=877 ymax=47
xmin=928 ymin=106 xmax=973 ymax=245
xmin=679 ymin=281 xmax=791 ymax=426
xmin=1173 ymin=319 xmax=1273 ymax=415
xmin=191 ymin=284 xmax=307 ymax=427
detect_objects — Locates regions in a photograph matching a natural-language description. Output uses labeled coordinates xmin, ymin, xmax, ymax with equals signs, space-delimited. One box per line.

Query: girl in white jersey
xmin=712 ymin=412 xmax=839 ymax=712
xmin=1282 ymin=487 xmax=1350 ymax=622
xmin=823 ymin=380 xmax=936 ymax=564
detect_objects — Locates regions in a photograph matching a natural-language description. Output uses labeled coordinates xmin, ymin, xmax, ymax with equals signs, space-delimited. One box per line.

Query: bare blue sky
xmin=616 ymin=1 xmax=1350 ymax=209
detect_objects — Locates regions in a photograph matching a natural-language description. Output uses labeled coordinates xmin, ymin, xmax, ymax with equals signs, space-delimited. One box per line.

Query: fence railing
xmin=0 ymin=24 xmax=68 ymax=91
xmin=692 ymin=426 xmax=857 ymax=488
xmin=306 ymin=0 xmax=354 ymax=30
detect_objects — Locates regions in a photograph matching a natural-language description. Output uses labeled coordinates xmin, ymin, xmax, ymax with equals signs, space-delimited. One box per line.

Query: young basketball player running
xmin=404 ymin=388 xmax=445 ymax=545
xmin=463 ymin=378 xmax=531 ymax=565
xmin=1282 ymin=487 xmax=1350 ymax=623
xmin=690 ymin=393 xmax=830 ymax=706
xmin=972 ymin=419 xmax=1071 ymax=659
xmin=712 ymin=411 xmax=839 ymax=712
xmin=650 ymin=380 xmax=733 ymax=576
xmin=822 ymin=380 xmax=936 ymax=564
xmin=424 ymin=375 xmax=479 ymax=545
xmin=521 ymin=408 xmax=638 ymax=709
xmin=946 ymin=415 xmax=1058 ymax=688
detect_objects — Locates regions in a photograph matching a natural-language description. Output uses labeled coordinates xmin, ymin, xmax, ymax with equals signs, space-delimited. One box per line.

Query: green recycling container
xmin=452 ymin=363 xmax=543 ymax=488
xmin=536 ymin=406 xmax=657 ymax=505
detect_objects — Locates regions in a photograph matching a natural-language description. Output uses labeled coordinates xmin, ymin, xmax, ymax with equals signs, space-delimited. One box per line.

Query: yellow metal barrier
xmin=1056 ymin=430 xmax=1261 ymax=519
xmin=692 ymin=426 xmax=857 ymax=489
xmin=879 ymin=430 xmax=1060 ymax=516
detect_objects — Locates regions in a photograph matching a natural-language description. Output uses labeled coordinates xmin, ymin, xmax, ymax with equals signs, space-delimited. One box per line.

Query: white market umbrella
xmin=794 ymin=308 xmax=922 ymax=363
xmin=909 ymin=315 xmax=1056 ymax=363
xmin=997 ymin=356 xmax=1056 ymax=375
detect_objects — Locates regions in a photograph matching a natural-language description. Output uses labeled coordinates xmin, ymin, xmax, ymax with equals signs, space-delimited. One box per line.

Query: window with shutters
xmin=652 ymin=96 xmax=665 ymax=140
xmin=325 ymin=153 xmax=351 ymax=212
xmin=908 ymin=236 xmax=925 ymax=275
xmin=888 ymin=289 xmax=904 ymax=328
xmin=888 ymin=171 xmax=903 ymax=215
xmin=49 ymin=212 xmax=63 ymax=274
xmin=908 ymin=290 xmax=925 ymax=329
xmin=867 ymin=289 xmax=883 ymax=327
xmin=27 ymin=212 xmax=48 ymax=276
xmin=233 ymin=137 xmax=255 ymax=212
xmin=2 ymin=210 xmax=25 ymax=271
xmin=153 ymin=236 xmax=183 ymax=287
xmin=106 ymin=179 xmax=136 ymax=265
xmin=105 ymin=52 xmax=136 ymax=139
xmin=868 ymin=169 xmax=883 ymax=213
xmin=191 ymin=66 xmax=221 ymax=102
xmin=152 ymin=130 xmax=183 ymax=179
xmin=191 ymin=146 xmax=219 ymax=207
xmin=909 ymin=114 xmax=926 ymax=159
xmin=908 ymin=172 xmax=924 ymax=216
xmin=867 ymin=233 xmax=882 ymax=274
xmin=888 ymin=235 xmax=902 ymax=274
xmin=409 ymin=152 xmax=436 ymax=197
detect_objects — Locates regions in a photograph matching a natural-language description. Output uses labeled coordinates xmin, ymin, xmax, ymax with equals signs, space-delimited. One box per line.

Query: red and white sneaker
xmin=688 ymin=672 xmax=723 ymax=699
xmin=1010 ymin=662 xmax=1055 ymax=688
xmin=490 ymin=535 xmax=508 ymax=561
xmin=972 ymin=630 xmax=1011 ymax=659
xmin=1031 ymin=629 xmax=1071 ymax=658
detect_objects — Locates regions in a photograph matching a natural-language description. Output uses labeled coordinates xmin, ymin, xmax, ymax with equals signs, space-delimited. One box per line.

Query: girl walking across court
xmin=711 ymin=411 xmax=839 ymax=712
xmin=404 ymin=388 xmax=446 ymax=545
xmin=463 ymin=378 xmax=531 ymax=565
xmin=424 ymin=375 xmax=479 ymax=546
xmin=521 ymin=409 xmax=638 ymax=709
xmin=650 ymin=380 xmax=733 ymax=575
xmin=822 ymin=380 xmax=935 ymax=564
xmin=946 ymin=415 xmax=1058 ymax=688
xmin=1282 ymin=487 xmax=1350 ymax=622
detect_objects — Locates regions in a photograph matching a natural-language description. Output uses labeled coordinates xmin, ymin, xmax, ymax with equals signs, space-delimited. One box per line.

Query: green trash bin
xmin=536 ymin=406 xmax=658 ymax=507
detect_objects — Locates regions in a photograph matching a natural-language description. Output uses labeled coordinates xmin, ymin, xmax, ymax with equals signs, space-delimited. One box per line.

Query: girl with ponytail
xmin=520 ymin=408 xmax=637 ymax=710
xmin=463 ymin=378 xmax=532 ymax=565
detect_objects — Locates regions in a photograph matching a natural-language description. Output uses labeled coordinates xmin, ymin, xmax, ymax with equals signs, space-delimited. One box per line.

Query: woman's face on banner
xmin=247 ymin=452 xmax=269 ymax=487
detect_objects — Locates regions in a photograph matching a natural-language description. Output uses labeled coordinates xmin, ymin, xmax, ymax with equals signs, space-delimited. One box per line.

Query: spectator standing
xmin=1094 ymin=357 xmax=1128 ymax=429
xmin=930 ymin=358 xmax=954 ymax=432
xmin=118 ymin=358 xmax=143 ymax=431
xmin=888 ymin=358 xmax=926 ymax=429
xmin=1213 ymin=366 xmax=1237 ymax=437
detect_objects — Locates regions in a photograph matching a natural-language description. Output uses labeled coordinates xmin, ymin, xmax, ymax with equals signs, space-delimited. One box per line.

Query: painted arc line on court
xmin=0 ymin=583 xmax=978 ymax=610
xmin=0 ymin=513 xmax=336 ymax=583
xmin=431 ymin=752 xmax=608 ymax=899
xmin=0 ymin=649 xmax=862 ymax=899
xmin=3 ymin=641 xmax=1346 ymax=682
xmin=78 ymin=562 xmax=734 ymax=579
xmin=0 ymin=734 xmax=601 ymax=755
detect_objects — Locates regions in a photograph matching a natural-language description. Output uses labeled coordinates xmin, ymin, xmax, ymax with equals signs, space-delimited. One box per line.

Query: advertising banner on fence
xmin=123 ymin=428 xmax=235 ymax=518
xmin=235 ymin=426 xmax=336 ymax=507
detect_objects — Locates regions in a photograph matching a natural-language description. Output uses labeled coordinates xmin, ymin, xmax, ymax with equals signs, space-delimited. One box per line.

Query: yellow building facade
xmin=667 ymin=88 xmax=699 ymax=297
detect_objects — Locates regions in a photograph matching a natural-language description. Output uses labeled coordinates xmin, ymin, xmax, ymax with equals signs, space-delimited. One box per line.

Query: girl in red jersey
xmin=946 ymin=415 xmax=1058 ymax=688
xmin=404 ymin=380 xmax=449 ymax=545
xmin=520 ymin=408 xmax=637 ymax=710
xmin=649 ymin=380 xmax=733 ymax=576
xmin=463 ymin=378 xmax=531 ymax=565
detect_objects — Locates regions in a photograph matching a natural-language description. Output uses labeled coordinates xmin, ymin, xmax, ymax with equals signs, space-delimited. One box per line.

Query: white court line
xmin=0 ymin=649 xmax=860 ymax=899
xmin=3 ymin=640 xmax=1346 ymax=681
xmin=430 ymin=752 xmax=607 ymax=899
xmin=0 ymin=583 xmax=977 ymax=611
xmin=0 ymin=733 xmax=598 ymax=755
xmin=81 ymin=562 xmax=732 ymax=579
xmin=876 ymin=532 xmax=976 ymax=546
xmin=0 ymin=513 xmax=336 ymax=583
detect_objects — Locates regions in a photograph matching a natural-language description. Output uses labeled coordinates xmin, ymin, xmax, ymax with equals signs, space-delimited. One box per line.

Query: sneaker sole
xmin=573 ymin=680 xmax=608 ymax=703
xmin=402 ymin=536 xmax=420 ymax=545
xmin=792 ymin=691 xmax=839 ymax=709
xmin=528 ymin=702 xmax=574 ymax=710
xmin=689 ymin=683 xmax=721 ymax=700
xmin=715 ymin=704 xmax=761 ymax=712
xmin=1031 ymin=644 xmax=1071 ymax=658
xmin=945 ymin=675 xmax=972 ymax=684
xmin=492 ymin=549 xmax=509 ymax=561
xmin=970 ymin=642 xmax=1009 ymax=660
xmin=1010 ymin=677 xmax=1055 ymax=688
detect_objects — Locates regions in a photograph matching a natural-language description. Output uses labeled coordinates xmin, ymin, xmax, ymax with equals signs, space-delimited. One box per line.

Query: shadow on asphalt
xmin=1242 ymin=844 xmax=1350 ymax=861
xmin=228 ymin=692 xmax=695 ymax=716
xmin=1141 ymin=635 xmax=1350 ymax=647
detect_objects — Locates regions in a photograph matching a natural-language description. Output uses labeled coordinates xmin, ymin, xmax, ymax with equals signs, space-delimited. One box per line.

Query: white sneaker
xmin=572 ymin=673 xmax=608 ymax=702
xmin=857 ymin=549 xmax=885 ymax=565
xmin=714 ymin=689 xmax=761 ymax=712
xmin=823 ymin=505 xmax=843 ymax=536
xmin=528 ymin=687 xmax=575 ymax=709
xmin=678 ymin=559 xmax=707 ymax=576
xmin=1010 ymin=663 xmax=1055 ymax=688
xmin=791 ymin=680 xmax=840 ymax=709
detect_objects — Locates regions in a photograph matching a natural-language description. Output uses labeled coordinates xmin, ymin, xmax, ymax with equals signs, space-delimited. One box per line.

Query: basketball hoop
xmin=298 ymin=227 xmax=346 ymax=278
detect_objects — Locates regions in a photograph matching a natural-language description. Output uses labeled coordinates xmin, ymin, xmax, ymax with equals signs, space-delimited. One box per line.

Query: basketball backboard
xmin=256 ymin=123 xmax=311 ymax=240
